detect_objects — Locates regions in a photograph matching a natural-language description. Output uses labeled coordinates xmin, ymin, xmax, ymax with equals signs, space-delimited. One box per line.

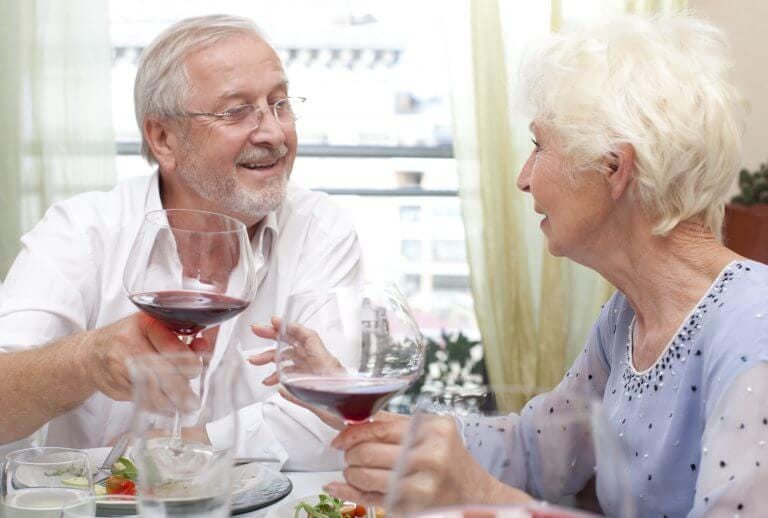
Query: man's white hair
xmin=134 ymin=14 xmax=266 ymax=165
xmin=520 ymin=14 xmax=747 ymax=237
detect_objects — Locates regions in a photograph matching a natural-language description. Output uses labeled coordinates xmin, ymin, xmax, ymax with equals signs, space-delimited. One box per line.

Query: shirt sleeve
xmin=0 ymin=203 xmax=97 ymax=351
xmin=459 ymin=300 xmax=614 ymax=501
xmin=688 ymin=361 xmax=768 ymax=517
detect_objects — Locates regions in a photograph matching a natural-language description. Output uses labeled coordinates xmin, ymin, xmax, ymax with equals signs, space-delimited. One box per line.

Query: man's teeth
xmin=240 ymin=160 xmax=277 ymax=170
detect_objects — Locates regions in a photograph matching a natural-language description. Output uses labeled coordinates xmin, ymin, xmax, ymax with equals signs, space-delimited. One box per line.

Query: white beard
xmin=176 ymin=142 xmax=289 ymax=220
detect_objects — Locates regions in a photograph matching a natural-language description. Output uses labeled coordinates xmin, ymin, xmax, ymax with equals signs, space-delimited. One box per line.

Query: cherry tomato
xmin=354 ymin=504 xmax=367 ymax=517
xmin=105 ymin=475 xmax=137 ymax=496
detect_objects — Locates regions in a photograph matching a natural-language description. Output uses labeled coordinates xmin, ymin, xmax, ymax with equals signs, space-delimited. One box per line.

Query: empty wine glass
xmin=276 ymin=282 xmax=425 ymax=425
xmin=123 ymin=209 xmax=257 ymax=448
xmin=127 ymin=350 xmax=247 ymax=518
xmin=385 ymin=386 xmax=636 ymax=518
xmin=1 ymin=447 xmax=93 ymax=518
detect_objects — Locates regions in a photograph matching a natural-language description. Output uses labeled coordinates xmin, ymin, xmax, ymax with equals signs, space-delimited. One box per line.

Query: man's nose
xmin=249 ymin=108 xmax=286 ymax=148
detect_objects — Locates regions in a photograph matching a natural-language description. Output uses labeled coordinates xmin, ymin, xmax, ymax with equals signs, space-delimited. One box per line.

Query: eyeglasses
xmin=181 ymin=96 xmax=306 ymax=129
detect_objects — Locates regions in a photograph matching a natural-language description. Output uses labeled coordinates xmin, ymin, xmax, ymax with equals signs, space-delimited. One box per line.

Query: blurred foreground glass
xmin=59 ymin=495 xmax=135 ymax=518
xmin=1 ymin=447 xmax=93 ymax=518
xmin=277 ymin=282 xmax=425 ymax=424
xmin=386 ymin=387 xmax=636 ymax=518
xmin=127 ymin=351 xmax=247 ymax=518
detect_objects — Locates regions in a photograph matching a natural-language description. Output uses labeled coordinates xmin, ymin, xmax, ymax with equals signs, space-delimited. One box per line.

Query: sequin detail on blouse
xmin=620 ymin=262 xmax=741 ymax=399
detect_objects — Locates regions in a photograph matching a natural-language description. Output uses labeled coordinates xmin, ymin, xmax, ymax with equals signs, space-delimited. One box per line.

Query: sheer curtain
xmin=450 ymin=0 xmax=687 ymax=393
xmin=0 ymin=0 xmax=116 ymax=279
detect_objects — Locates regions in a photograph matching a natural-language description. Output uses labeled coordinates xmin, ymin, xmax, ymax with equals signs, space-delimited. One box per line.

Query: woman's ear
xmin=144 ymin=118 xmax=180 ymax=172
xmin=603 ymin=143 xmax=635 ymax=201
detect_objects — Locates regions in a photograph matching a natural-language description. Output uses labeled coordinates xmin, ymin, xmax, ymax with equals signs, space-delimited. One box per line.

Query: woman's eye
xmin=531 ymin=138 xmax=541 ymax=151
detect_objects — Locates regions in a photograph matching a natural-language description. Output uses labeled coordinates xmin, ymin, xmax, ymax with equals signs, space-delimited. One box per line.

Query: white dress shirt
xmin=0 ymin=172 xmax=363 ymax=470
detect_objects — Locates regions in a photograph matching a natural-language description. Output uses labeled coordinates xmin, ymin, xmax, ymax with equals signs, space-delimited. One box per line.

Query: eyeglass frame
xmin=178 ymin=96 xmax=306 ymax=129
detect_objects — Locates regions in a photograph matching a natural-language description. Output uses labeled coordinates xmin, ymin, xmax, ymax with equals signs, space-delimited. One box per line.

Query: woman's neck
xmin=591 ymin=220 xmax=741 ymax=334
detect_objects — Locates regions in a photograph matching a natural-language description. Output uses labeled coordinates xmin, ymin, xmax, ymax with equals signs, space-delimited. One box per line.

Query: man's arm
xmin=0 ymin=331 xmax=96 ymax=443
xmin=0 ymin=313 xmax=208 ymax=444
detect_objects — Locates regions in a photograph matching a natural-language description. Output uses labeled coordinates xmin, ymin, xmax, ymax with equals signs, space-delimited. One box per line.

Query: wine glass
xmin=123 ymin=208 xmax=257 ymax=448
xmin=1 ymin=447 xmax=94 ymax=518
xmin=385 ymin=386 xmax=636 ymax=518
xmin=127 ymin=350 xmax=247 ymax=518
xmin=276 ymin=282 xmax=425 ymax=425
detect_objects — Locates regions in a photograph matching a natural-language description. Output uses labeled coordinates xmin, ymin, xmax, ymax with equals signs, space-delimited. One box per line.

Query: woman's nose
xmin=517 ymin=158 xmax=533 ymax=193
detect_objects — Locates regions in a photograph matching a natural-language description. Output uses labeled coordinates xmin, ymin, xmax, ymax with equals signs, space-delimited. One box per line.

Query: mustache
xmin=236 ymin=145 xmax=288 ymax=163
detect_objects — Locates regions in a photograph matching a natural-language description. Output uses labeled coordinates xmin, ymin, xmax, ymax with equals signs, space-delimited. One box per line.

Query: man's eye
xmin=223 ymin=105 xmax=251 ymax=120
xmin=531 ymin=138 xmax=541 ymax=151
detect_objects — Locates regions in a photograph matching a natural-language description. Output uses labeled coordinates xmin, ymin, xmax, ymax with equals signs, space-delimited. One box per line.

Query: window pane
xmin=432 ymin=240 xmax=466 ymax=263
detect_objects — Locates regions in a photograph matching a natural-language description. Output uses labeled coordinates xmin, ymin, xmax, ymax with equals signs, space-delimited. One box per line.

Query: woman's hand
xmin=325 ymin=413 xmax=533 ymax=511
xmin=249 ymin=317 xmax=345 ymax=384
xmin=248 ymin=316 xmax=347 ymax=429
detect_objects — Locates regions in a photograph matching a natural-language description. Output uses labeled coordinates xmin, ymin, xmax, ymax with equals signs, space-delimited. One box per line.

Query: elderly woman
xmin=252 ymin=14 xmax=768 ymax=517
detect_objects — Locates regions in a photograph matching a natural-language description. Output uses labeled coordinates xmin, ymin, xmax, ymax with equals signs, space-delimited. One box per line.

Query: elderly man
xmin=0 ymin=14 xmax=362 ymax=470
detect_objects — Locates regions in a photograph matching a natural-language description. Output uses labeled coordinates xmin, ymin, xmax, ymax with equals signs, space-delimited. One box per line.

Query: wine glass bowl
xmin=276 ymin=282 xmax=425 ymax=424
xmin=123 ymin=209 xmax=257 ymax=337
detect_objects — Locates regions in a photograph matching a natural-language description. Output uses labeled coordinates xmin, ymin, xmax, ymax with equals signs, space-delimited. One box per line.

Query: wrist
xmin=71 ymin=329 xmax=99 ymax=392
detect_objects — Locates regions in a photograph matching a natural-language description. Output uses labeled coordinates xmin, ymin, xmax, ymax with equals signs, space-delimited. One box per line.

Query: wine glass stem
xmin=169 ymin=334 xmax=196 ymax=448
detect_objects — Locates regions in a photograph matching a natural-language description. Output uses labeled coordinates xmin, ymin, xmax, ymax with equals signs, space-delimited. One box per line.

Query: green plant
xmin=732 ymin=164 xmax=768 ymax=205
xmin=406 ymin=330 xmax=488 ymax=397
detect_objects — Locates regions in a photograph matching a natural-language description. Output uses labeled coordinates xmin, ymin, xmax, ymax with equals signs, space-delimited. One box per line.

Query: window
xmin=108 ymin=0 xmax=478 ymax=339
xmin=401 ymin=240 xmax=422 ymax=262
xmin=399 ymin=206 xmax=422 ymax=223
xmin=432 ymin=240 xmax=466 ymax=263
xmin=433 ymin=275 xmax=469 ymax=292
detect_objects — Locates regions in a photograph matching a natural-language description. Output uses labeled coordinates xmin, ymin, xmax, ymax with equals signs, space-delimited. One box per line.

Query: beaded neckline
xmin=621 ymin=260 xmax=747 ymax=399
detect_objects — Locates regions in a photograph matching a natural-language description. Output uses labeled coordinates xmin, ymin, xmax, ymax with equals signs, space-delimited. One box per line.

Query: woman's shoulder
xmin=698 ymin=260 xmax=768 ymax=412
xmin=704 ymin=260 xmax=768 ymax=336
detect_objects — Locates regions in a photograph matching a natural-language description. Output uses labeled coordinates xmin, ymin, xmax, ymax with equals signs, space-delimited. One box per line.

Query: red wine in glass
xmin=129 ymin=290 xmax=249 ymax=336
xmin=283 ymin=376 xmax=409 ymax=423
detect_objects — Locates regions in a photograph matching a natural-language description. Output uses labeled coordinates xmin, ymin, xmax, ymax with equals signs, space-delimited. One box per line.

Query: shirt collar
xmin=145 ymin=170 xmax=279 ymax=257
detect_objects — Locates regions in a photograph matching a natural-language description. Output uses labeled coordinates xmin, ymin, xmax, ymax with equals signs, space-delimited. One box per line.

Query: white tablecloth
xmin=242 ymin=471 xmax=343 ymax=517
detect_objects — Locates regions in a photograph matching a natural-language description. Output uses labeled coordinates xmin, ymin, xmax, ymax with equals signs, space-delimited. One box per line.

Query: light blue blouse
xmin=460 ymin=260 xmax=768 ymax=517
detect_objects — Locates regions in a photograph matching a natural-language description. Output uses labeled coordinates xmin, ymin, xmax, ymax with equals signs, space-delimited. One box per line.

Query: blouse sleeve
xmin=688 ymin=361 xmax=768 ymax=517
xmin=458 ymin=299 xmax=616 ymax=502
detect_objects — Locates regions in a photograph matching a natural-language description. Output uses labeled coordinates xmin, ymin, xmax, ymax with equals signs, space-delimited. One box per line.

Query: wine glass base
xmin=147 ymin=438 xmax=214 ymax=480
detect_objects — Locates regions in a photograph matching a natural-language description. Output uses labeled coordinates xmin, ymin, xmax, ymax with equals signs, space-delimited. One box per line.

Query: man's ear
xmin=144 ymin=118 xmax=181 ymax=172
xmin=603 ymin=143 xmax=635 ymax=201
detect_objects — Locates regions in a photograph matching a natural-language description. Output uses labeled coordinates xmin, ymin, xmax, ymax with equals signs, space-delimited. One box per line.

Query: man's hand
xmin=80 ymin=312 xmax=210 ymax=401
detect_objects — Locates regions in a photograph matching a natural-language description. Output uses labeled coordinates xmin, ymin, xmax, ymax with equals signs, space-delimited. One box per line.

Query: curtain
xmin=0 ymin=0 xmax=116 ymax=278
xmin=451 ymin=0 xmax=687 ymax=394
